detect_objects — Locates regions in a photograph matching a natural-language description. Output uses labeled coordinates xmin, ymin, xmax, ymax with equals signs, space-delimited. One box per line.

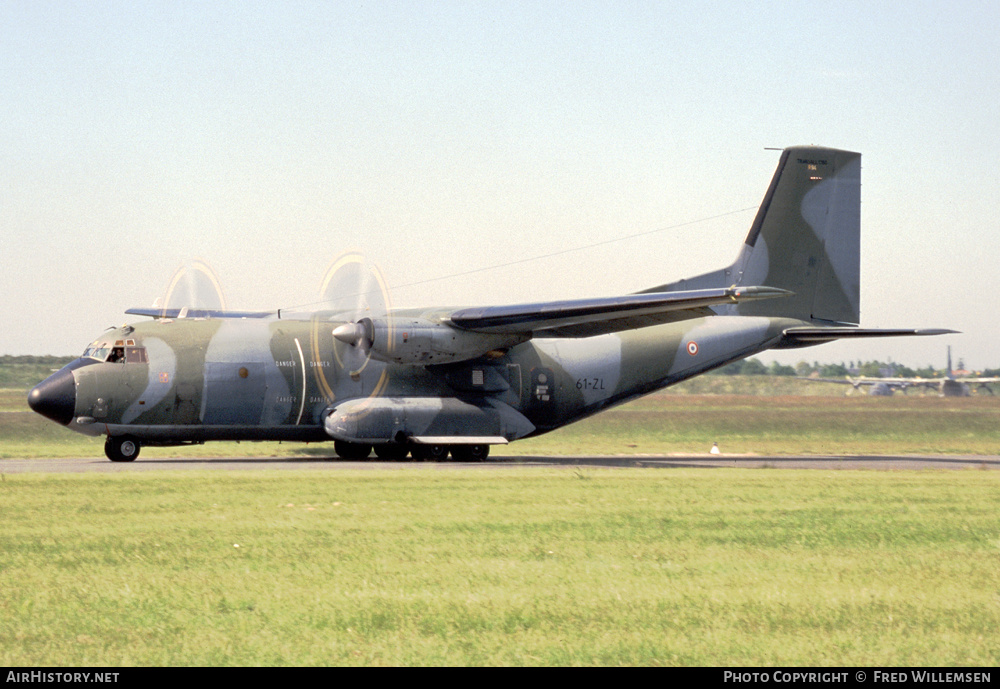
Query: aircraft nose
xmin=27 ymin=367 xmax=77 ymax=426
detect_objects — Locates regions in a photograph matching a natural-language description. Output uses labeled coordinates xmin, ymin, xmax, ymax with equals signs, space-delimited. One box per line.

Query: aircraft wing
xmin=803 ymin=377 xmax=867 ymax=386
xmin=125 ymin=307 xmax=275 ymax=319
xmin=871 ymin=377 xmax=940 ymax=388
xmin=808 ymin=376 xmax=925 ymax=389
xmin=449 ymin=286 xmax=791 ymax=338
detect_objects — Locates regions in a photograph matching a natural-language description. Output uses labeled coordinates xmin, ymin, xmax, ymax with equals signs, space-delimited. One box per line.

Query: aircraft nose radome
xmin=27 ymin=368 xmax=76 ymax=426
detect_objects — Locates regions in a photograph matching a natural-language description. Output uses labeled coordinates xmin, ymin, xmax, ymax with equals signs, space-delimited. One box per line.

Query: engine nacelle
xmin=333 ymin=317 xmax=528 ymax=365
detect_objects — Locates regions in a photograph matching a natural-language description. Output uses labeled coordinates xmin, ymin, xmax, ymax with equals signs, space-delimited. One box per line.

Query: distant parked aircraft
xmin=805 ymin=347 xmax=996 ymax=397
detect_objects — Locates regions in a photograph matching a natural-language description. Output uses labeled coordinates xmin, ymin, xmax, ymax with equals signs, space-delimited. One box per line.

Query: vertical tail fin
xmin=646 ymin=146 xmax=862 ymax=325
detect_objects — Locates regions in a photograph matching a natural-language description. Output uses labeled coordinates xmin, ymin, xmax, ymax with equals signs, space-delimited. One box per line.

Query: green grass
xmin=0 ymin=469 xmax=997 ymax=666
xmin=512 ymin=395 xmax=1000 ymax=456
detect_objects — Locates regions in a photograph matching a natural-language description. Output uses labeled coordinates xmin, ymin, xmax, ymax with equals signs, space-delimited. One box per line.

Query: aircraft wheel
xmin=334 ymin=441 xmax=373 ymax=460
xmin=450 ymin=445 xmax=490 ymax=462
xmin=411 ymin=444 xmax=448 ymax=462
xmin=373 ymin=444 xmax=409 ymax=461
xmin=105 ymin=436 xmax=140 ymax=462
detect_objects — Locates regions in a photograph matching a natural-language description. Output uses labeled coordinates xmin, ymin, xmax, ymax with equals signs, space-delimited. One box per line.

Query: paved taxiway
xmin=2 ymin=455 xmax=998 ymax=473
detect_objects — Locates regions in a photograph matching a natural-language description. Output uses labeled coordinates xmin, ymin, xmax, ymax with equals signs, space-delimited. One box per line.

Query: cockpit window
xmin=84 ymin=346 xmax=111 ymax=361
xmin=82 ymin=343 xmax=146 ymax=363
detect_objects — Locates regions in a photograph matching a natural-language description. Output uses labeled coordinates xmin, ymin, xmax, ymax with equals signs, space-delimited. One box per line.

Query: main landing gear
xmin=100 ymin=437 xmax=490 ymax=462
xmin=105 ymin=435 xmax=141 ymax=462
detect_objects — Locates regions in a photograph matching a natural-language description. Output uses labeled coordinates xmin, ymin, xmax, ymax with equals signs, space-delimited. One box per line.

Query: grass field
xmin=4 ymin=382 xmax=999 ymax=666
xmin=4 ymin=386 xmax=1000 ymax=458
xmin=1 ymin=469 xmax=997 ymax=666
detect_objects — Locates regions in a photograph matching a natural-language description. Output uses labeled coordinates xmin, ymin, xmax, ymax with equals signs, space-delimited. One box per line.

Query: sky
xmin=3 ymin=1 xmax=999 ymax=370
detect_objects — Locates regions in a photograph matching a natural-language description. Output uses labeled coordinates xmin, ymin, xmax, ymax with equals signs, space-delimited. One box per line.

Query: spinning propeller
xmin=159 ymin=260 xmax=228 ymax=315
xmin=320 ymin=252 xmax=392 ymax=379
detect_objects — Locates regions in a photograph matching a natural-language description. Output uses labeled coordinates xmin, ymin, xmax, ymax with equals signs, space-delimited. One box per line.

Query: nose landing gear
xmin=105 ymin=436 xmax=140 ymax=462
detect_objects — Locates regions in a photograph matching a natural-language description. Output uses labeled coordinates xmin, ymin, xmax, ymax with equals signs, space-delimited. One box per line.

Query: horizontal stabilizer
xmin=125 ymin=307 xmax=275 ymax=320
xmin=780 ymin=327 xmax=958 ymax=347
xmin=450 ymin=286 xmax=791 ymax=338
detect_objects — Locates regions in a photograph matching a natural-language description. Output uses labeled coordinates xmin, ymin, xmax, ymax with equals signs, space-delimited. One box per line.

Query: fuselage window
xmin=125 ymin=346 xmax=148 ymax=364
xmin=106 ymin=346 xmax=126 ymax=364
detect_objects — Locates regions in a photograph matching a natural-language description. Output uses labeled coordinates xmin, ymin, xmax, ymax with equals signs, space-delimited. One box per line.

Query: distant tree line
xmin=0 ymin=355 xmax=77 ymax=366
xmin=0 ymin=355 xmax=76 ymax=388
xmin=710 ymin=358 xmax=796 ymax=376
xmin=710 ymin=358 xmax=1000 ymax=378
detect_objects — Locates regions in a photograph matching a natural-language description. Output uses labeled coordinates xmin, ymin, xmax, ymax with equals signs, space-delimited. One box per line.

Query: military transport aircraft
xmin=806 ymin=347 xmax=996 ymax=397
xmin=28 ymin=146 xmax=954 ymax=461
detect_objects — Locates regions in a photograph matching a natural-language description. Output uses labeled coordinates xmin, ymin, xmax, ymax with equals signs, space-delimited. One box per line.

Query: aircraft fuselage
xmin=32 ymin=312 xmax=796 ymax=448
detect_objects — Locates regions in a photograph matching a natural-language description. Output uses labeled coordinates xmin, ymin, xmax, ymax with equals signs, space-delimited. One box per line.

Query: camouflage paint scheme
xmin=28 ymin=146 xmax=951 ymax=461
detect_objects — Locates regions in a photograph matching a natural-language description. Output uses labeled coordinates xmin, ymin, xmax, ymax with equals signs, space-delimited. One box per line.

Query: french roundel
xmin=687 ymin=341 xmax=699 ymax=356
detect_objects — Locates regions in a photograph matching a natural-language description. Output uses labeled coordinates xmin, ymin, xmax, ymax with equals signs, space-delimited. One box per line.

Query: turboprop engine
xmin=332 ymin=317 xmax=529 ymax=365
